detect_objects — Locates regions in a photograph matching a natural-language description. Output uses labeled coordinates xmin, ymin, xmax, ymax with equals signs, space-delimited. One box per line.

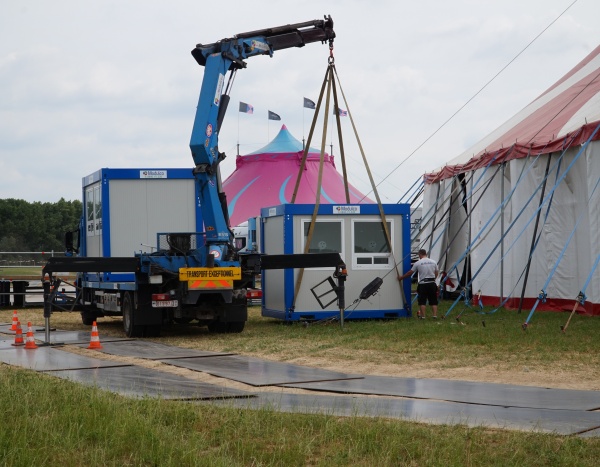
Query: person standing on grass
xmin=398 ymin=248 xmax=439 ymax=319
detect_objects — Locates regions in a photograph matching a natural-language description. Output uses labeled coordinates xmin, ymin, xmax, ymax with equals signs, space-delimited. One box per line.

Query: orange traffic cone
xmin=87 ymin=321 xmax=103 ymax=350
xmin=10 ymin=310 xmax=19 ymax=331
xmin=24 ymin=322 xmax=38 ymax=349
xmin=11 ymin=321 xmax=24 ymax=346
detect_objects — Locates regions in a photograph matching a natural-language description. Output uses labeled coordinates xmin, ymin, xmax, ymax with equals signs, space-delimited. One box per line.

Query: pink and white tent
xmin=421 ymin=45 xmax=600 ymax=315
xmin=223 ymin=125 xmax=371 ymax=227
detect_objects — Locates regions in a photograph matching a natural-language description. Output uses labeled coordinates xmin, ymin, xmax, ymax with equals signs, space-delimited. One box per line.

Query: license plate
xmin=152 ymin=300 xmax=178 ymax=308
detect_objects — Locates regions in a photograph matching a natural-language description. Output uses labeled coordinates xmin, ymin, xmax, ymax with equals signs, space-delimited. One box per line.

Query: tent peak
xmin=247 ymin=125 xmax=322 ymax=155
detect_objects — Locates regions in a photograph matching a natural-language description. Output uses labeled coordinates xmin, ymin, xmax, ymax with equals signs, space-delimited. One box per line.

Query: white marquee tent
xmin=420 ymin=45 xmax=600 ymax=316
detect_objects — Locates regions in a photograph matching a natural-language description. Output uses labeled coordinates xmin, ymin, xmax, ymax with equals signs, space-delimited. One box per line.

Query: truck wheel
xmin=81 ymin=311 xmax=98 ymax=326
xmin=122 ymin=292 xmax=143 ymax=338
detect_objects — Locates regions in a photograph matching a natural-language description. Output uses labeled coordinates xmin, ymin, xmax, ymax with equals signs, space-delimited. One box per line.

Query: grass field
xmin=0 ymin=266 xmax=43 ymax=278
xmin=1 ymin=304 xmax=599 ymax=465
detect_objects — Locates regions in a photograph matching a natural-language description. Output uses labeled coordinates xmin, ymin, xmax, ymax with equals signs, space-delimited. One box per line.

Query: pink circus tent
xmin=223 ymin=125 xmax=371 ymax=227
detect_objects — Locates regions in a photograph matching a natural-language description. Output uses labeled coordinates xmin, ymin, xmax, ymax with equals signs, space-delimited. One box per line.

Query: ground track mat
xmin=208 ymin=392 xmax=600 ymax=435
xmin=0 ymin=325 xmax=131 ymax=345
xmin=33 ymin=330 xmax=131 ymax=345
xmin=3 ymin=332 xmax=600 ymax=436
xmin=50 ymin=365 xmax=254 ymax=400
xmin=282 ymin=375 xmax=600 ymax=411
xmin=160 ymin=354 xmax=360 ymax=386
xmin=0 ymin=341 xmax=129 ymax=371
xmin=72 ymin=339 xmax=233 ymax=360
xmin=579 ymin=427 xmax=600 ymax=438
xmin=1 ymin=338 xmax=22 ymax=349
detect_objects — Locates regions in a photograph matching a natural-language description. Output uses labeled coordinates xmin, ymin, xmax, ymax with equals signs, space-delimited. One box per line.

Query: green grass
xmin=0 ymin=266 xmax=42 ymax=277
xmin=1 ymin=365 xmax=599 ymax=466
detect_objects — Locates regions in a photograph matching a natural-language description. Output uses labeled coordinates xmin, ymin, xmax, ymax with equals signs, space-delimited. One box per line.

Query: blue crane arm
xmin=188 ymin=16 xmax=334 ymax=260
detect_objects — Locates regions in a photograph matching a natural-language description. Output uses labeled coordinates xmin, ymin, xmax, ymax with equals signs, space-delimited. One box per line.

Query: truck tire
xmin=81 ymin=311 xmax=98 ymax=326
xmin=122 ymin=292 xmax=143 ymax=338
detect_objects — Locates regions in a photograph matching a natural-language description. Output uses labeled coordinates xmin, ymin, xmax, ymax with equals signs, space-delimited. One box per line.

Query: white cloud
xmin=0 ymin=0 xmax=599 ymax=205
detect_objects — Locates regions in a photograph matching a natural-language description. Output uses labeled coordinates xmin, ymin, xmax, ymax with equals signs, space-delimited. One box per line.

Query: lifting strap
xmin=290 ymin=61 xmax=334 ymax=310
xmin=290 ymin=49 xmax=408 ymax=311
xmin=331 ymin=65 xmax=406 ymax=307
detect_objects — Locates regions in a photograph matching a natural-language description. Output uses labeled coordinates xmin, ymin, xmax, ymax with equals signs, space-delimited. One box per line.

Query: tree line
xmin=0 ymin=198 xmax=82 ymax=253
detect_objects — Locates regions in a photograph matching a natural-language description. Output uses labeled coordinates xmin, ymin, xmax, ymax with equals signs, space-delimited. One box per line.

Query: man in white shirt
xmin=398 ymin=249 xmax=439 ymax=319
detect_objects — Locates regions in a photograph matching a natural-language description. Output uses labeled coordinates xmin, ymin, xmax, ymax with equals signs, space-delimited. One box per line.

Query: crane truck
xmin=41 ymin=16 xmax=343 ymax=338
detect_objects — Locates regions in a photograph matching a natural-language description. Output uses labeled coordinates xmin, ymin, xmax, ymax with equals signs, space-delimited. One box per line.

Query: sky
xmin=1 ymin=0 xmax=598 ymax=205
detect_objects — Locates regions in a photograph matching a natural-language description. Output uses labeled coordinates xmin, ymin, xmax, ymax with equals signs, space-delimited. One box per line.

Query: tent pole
xmin=428 ymin=182 xmax=441 ymax=255
xmin=518 ymin=153 xmax=552 ymax=313
xmin=500 ymin=162 xmax=505 ymax=305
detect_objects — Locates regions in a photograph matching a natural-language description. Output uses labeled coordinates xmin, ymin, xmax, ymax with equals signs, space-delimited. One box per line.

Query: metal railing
xmin=0 ymin=251 xmax=64 ymax=308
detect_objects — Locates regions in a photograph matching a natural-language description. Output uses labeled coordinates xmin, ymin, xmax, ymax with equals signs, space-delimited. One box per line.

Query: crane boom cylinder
xmin=192 ymin=16 xmax=334 ymax=67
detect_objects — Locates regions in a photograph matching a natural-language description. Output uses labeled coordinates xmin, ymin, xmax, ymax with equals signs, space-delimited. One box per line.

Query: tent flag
xmin=268 ymin=110 xmax=281 ymax=121
xmin=303 ymin=97 xmax=316 ymax=109
xmin=239 ymin=102 xmax=254 ymax=114
xmin=334 ymin=106 xmax=348 ymax=116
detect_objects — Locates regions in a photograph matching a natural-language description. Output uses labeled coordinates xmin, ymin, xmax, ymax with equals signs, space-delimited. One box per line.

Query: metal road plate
xmin=161 ymin=355 xmax=361 ymax=386
xmin=579 ymin=427 xmax=600 ymax=438
xmin=50 ymin=365 xmax=254 ymax=400
xmin=0 ymin=346 xmax=129 ymax=371
xmin=72 ymin=340 xmax=234 ymax=360
xmin=0 ymin=326 xmax=130 ymax=345
xmin=0 ymin=323 xmax=56 ymax=334
xmin=0 ymin=323 xmax=21 ymax=334
xmin=1 ymin=337 xmax=24 ymax=349
xmin=283 ymin=375 xmax=600 ymax=411
xmin=208 ymin=392 xmax=600 ymax=435
xmin=34 ymin=330 xmax=132 ymax=345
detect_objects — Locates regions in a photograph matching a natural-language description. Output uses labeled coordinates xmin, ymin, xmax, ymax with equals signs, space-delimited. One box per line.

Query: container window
xmin=302 ymin=220 xmax=343 ymax=255
xmin=352 ymin=220 xmax=393 ymax=270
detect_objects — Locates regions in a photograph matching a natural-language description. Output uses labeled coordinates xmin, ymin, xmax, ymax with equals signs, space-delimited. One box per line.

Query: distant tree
xmin=0 ymin=198 xmax=82 ymax=252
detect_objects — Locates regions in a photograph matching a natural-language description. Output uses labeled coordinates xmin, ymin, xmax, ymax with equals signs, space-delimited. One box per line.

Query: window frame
xmin=351 ymin=218 xmax=394 ymax=270
xmin=300 ymin=219 xmax=345 ymax=268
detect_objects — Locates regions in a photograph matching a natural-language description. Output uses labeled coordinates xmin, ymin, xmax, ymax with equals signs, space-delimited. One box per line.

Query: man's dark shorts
xmin=417 ymin=282 xmax=438 ymax=306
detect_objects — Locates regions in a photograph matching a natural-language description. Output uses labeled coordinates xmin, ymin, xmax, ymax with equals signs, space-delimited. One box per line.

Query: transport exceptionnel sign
xmin=179 ymin=267 xmax=242 ymax=281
